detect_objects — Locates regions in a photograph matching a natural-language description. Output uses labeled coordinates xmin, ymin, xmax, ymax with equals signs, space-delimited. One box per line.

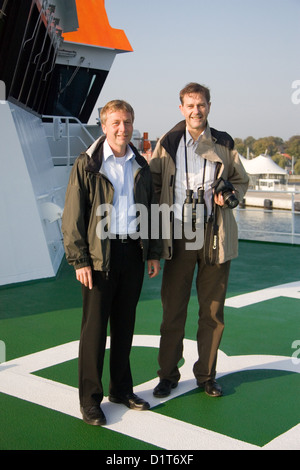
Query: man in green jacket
xmin=149 ymin=83 xmax=249 ymax=399
xmin=62 ymin=100 xmax=160 ymax=426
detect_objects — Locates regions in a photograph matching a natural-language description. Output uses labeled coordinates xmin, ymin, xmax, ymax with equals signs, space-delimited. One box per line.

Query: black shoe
xmin=197 ymin=379 xmax=223 ymax=397
xmin=153 ymin=379 xmax=178 ymax=398
xmin=109 ymin=393 xmax=150 ymax=410
xmin=80 ymin=405 xmax=107 ymax=426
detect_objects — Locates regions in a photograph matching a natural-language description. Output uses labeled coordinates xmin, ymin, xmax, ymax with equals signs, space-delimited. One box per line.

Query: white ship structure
xmin=0 ymin=0 xmax=132 ymax=286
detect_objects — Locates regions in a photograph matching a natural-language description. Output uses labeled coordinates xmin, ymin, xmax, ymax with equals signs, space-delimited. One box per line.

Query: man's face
xmin=179 ymin=92 xmax=211 ymax=136
xmin=102 ymin=109 xmax=133 ymax=156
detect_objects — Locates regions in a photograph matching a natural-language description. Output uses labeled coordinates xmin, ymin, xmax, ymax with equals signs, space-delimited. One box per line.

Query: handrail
xmin=236 ymin=188 xmax=300 ymax=245
xmin=42 ymin=114 xmax=96 ymax=141
xmin=42 ymin=115 xmax=97 ymax=167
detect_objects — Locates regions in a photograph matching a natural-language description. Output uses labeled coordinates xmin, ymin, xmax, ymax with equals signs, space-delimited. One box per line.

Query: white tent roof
xmin=239 ymin=154 xmax=287 ymax=176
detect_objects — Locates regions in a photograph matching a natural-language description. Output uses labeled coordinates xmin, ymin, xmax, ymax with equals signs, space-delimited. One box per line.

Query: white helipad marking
xmin=225 ymin=280 xmax=300 ymax=308
xmin=0 ymin=334 xmax=299 ymax=450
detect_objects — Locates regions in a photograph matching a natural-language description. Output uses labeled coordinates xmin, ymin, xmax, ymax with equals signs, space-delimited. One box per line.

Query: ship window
xmin=0 ymin=0 xmax=109 ymax=123
xmin=43 ymin=65 xmax=108 ymax=123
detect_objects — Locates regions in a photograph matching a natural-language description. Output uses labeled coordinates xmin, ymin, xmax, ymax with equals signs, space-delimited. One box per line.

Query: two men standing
xmin=62 ymin=83 xmax=249 ymax=426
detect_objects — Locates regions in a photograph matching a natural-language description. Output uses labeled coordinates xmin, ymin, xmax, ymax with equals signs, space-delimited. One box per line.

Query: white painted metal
xmin=0 ymin=101 xmax=65 ymax=285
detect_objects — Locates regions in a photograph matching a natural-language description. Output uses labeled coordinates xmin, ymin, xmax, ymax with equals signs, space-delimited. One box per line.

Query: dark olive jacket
xmin=62 ymin=136 xmax=161 ymax=272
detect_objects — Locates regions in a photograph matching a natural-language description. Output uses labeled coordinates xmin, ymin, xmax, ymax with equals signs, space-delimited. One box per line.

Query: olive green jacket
xmin=62 ymin=136 xmax=161 ymax=272
xmin=149 ymin=121 xmax=249 ymax=263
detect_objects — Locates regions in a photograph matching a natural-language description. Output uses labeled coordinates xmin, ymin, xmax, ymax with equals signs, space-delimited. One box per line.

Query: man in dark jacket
xmin=62 ymin=100 xmax=161 ymax=426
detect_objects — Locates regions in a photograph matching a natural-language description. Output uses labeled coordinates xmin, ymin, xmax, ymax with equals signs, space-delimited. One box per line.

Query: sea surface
xmin=235 ymin=207 xmax=300 ymax=244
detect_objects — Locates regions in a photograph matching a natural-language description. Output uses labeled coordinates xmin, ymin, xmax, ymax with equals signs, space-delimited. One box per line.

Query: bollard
xmin=264 ymin=199 xmax=273 ymax=210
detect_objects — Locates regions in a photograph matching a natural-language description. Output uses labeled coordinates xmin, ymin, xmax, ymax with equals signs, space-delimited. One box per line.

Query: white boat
xmin=0 ymin=0 xmax=132 ymax=286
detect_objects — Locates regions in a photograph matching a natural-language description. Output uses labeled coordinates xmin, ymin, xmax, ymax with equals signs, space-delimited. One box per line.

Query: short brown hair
xmin=179 ymin=82 xmax=210 ymax=104
xmin=100 ymin=100 xmax=135 ymax=125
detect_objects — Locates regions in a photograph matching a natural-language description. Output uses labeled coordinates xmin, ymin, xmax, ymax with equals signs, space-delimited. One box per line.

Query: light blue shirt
xmin=101 ymin=139 xmax=137 ymax=235
xmin=174 ymin=129 xmax=216 ymax=220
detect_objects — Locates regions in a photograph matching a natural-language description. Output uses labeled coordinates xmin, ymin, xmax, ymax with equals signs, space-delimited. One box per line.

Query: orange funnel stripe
xmin=62 ymin=0 xmax=133 ymax=51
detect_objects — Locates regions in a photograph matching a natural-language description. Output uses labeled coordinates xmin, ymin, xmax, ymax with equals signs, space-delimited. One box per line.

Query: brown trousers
xmin=158 ymin=233 xmax=231 ymax=384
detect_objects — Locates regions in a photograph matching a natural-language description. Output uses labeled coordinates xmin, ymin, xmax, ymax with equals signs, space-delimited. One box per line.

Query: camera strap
xmin=203 ymin=162 xmax=222 ymax=265
xmin=183 ymin=132 xmax=207 ymax=191
xmin=209 ymin=162 xmax=222 ymax=219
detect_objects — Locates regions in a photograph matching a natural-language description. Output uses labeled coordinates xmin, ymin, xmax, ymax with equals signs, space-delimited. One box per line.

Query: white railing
xmin=236 ymin=188 xmax=300 ymax=245
xmin=42 ymin=115 xmax=98 ymax=167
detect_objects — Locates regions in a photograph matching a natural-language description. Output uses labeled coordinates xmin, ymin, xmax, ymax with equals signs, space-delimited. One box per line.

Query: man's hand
xmin=76 ymin=266 xmax=93 ymax=289
xmin=214 ymin=192 xmax=225 ymax=206
xmin=147 ymin=260 xmax=161 ymax=278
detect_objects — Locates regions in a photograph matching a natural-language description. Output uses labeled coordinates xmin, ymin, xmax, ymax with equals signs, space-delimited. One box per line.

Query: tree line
xmin=234 ymin=135 xmax=300 ymax=174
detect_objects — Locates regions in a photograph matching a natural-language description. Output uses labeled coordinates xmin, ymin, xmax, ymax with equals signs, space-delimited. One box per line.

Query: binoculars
xmin=182 ymin=188 xmax=205 ymax=230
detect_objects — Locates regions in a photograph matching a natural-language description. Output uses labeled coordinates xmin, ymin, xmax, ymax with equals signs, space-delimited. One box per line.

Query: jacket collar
xmin=160 ymin=120 xmax=234 ymax=164
xmin=160 ymin=120 xmax=216 ymax=160
xmin=85 ymin=135 xmax=147 ymax=174
xmin=160 ymin=120 xmax=186 ymax=162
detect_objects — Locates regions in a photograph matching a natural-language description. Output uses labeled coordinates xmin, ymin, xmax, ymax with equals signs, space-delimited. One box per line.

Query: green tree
xmin=285 ymin=136 xmax=300 ymax=159
xmin=294 ymin=158 xmax=300 ymax=175
xmin=234 ymin=136 xmax=255 ymax=157
xmin=272 ymin=154 xmax=288 ymax=169
xmin=234 ymin=138 xmax=247 ymax=156
xmin=252 ymin=137 xmax=284 ymax=156
xmin=244 ymin=136 xmax=255 ymax=152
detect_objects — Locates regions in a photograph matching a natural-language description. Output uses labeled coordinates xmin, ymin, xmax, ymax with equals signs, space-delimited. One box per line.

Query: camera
xmin=212 ymin=177 xmax=239 ymax=209
xmin=182 ymin=188 xmax=205 ymax=231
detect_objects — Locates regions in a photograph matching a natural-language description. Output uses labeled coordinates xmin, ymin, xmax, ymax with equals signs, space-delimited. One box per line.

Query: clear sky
xmin=90 ymin=0 xmax=300 ymax=142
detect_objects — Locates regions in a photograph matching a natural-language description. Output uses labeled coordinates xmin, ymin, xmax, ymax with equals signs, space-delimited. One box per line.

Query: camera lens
xmin=223 ymin=191 xmax=239 ymax=209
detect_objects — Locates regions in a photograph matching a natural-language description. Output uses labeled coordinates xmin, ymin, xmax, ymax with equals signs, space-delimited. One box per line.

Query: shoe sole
xmin=204 ymin=390 xmax=223 ymax=397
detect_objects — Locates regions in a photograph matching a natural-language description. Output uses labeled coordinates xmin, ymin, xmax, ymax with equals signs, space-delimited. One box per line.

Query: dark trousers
xmin=158 ymin=234 xmax=231 ymax=384
xmin=78 ymin=239 xmax=144 ymax=407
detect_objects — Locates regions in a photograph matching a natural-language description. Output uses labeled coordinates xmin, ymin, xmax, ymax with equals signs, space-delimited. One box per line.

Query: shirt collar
xmin=185 ymin=128 xmax=205 ymax=147
xmin=103 ymin=138 xmax=135 ymax=162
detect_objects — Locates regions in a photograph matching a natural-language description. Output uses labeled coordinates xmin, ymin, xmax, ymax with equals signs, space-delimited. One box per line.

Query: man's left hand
xmin=214 ymin=192 xmax=225 ymax=206
xmin=147 ymin=260 xmax=161 ymax=278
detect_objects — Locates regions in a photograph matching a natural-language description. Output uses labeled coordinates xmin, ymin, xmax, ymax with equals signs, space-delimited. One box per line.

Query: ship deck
xmin=0 ymin=240 xmax=299 ymax=452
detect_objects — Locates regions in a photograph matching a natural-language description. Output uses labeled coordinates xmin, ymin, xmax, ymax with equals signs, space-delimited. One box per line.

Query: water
xmin=235 ymin=207 xmax=300 ymax=244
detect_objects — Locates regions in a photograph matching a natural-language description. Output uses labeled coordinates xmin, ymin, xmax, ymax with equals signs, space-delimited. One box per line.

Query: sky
xmin=90 ymin=0 xmax=300 ymax=142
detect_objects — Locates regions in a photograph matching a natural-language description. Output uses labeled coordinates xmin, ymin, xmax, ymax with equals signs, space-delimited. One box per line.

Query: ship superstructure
xmin=0 ymin=0 xmax=132 ymax=285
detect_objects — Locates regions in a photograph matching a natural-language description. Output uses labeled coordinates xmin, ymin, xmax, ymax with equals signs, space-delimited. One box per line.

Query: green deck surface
xmin=0 ymin=241 xmax=299 ymax=450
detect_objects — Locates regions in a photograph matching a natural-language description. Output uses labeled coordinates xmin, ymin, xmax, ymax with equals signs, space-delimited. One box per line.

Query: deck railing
xmin=236 ymin=189 xmax=300 ymax=245
xmin=41 ymin=118 xmax=300 ymax=245
xmin=42 ymin=115 xmax=97 ymax=166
